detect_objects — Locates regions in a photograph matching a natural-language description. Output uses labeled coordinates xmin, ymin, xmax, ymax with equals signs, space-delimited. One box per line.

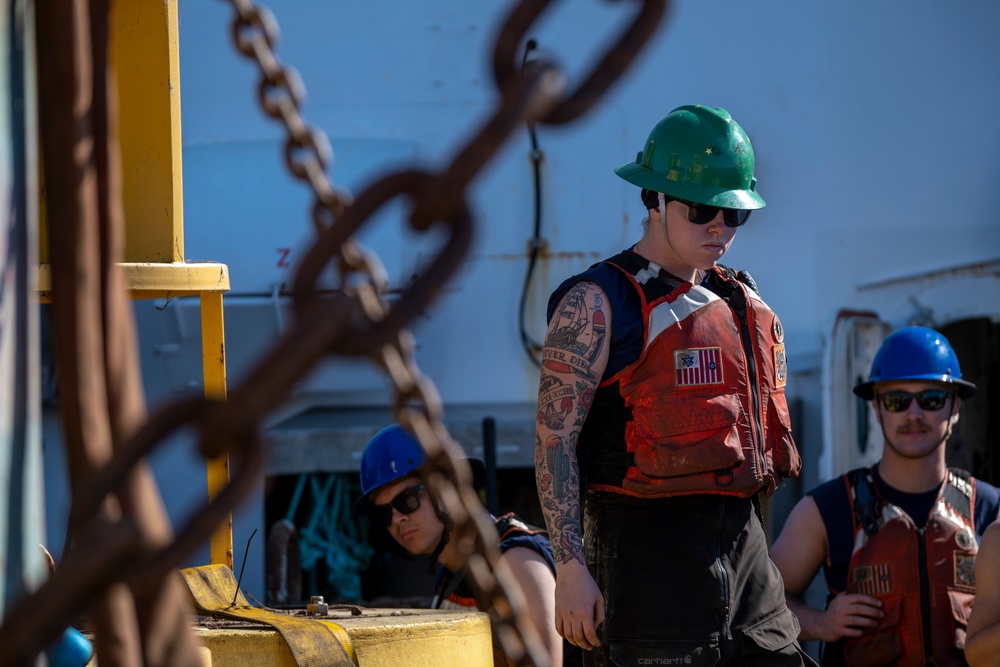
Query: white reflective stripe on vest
xmin=645 ymin=285 xmax=720 ymax=352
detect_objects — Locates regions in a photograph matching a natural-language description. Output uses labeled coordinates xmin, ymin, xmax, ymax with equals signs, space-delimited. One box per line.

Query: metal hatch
xmin=819 ymin=311 xmax=891 ymax=482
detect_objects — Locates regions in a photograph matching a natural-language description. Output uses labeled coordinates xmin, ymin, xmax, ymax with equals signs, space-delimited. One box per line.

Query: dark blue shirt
xmin=432 ymin=513 xmax=555 ymax=608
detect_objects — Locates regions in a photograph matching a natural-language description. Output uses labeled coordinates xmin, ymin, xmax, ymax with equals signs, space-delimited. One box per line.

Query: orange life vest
xmin=841 ymin=468 xmax=978 ymax=667
xmin=586 ymin=254 xmax=801 ymax=498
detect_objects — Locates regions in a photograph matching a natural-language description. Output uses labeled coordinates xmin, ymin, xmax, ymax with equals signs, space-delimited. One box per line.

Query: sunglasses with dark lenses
xmin=642 ymin=190 xmax=752 ymax=227
xmin=877 ymin=390 xmax=953 ymax=413
xmin=674 ymin=198 xmax=752 ymax=228
xmin=375 ymin=484 xmax=424 ymax=527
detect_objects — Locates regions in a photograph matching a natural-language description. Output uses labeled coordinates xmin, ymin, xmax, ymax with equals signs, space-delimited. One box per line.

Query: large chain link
xmin=0 ymin=1 xmax=667 ymax=665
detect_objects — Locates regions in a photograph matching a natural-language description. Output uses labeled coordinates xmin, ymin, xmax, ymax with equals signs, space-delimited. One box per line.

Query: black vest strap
xmin=848 ymin=467 xmax=974 ymax=538
xmin=848 ymin=469 xmax=883 ymax=538
xmin=944 ymin=468 xmax=973 ymax=522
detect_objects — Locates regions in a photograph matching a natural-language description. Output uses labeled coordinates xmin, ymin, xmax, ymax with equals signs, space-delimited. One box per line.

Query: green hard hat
xmin=614 ymin=105 xmax=765 ymax=210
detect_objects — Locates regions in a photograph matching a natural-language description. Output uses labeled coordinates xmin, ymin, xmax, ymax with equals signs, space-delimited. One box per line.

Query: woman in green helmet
xmin=533 ymin=105 xmax=815 ymax=666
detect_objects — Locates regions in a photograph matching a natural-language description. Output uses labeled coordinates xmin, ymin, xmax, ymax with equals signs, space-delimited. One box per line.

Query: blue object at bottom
xmin=46 ymin=627 xmax=93 ymax=667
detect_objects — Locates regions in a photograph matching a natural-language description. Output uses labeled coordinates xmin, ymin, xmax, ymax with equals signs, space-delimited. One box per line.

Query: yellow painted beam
xmin=200 ymin=291 xmax=233 ymax=570
xmin=109 ymin=0 xmax=185 ymax=262
xmin=37 ymin=263 xmax=230 ymax=302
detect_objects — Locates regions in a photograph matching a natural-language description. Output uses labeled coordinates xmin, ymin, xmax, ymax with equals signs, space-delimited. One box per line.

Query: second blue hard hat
xmin=357 ymin=424 xmax=425 ymax=504
xmin=355 ymin=424 xmax=486 ymax=513
xmin=853 ymin=326 xmax=977 ymax=400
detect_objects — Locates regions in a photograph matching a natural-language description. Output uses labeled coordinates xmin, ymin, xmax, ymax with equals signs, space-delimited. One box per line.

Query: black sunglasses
xmin=877 ymin=390 xmax=953 ymax=413
xmin=673 ymin=198 xmax=752 ymax=228
xmin=374 ymin=484 xmax=424 ymax=527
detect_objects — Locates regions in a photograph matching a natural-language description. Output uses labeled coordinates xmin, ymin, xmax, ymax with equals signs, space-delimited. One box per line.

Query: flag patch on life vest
xmin=674 ymin=347 xmax=723 ymax=386
xmin=773 ymin=344 xmax=787 ymax=388
xmin=954 ymin=552 xmax=976 ymax=590
xmin=853 ymin=563 xmax=893 ymax=595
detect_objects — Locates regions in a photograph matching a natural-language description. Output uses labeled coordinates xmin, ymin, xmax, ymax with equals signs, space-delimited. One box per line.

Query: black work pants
xmin=582 ymin=491 xmax=817 ymax=667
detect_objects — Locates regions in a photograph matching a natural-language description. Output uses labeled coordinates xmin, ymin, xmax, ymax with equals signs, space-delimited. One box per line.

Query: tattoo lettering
xmin=537 ymin=372 xmax=575 ymax=430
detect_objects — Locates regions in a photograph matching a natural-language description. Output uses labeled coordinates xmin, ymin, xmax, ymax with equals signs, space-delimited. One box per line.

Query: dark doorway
xmin=941 ymin=318 xmax=999 ymax=486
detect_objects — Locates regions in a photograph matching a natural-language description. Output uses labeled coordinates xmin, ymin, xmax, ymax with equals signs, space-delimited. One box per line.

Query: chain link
xmin=229 ymin=0 xmax=352 ymax=228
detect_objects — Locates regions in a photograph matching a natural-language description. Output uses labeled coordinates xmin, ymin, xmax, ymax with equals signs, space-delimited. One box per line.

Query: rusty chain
xmin=0 ymin=0 xmax=667 ymax=664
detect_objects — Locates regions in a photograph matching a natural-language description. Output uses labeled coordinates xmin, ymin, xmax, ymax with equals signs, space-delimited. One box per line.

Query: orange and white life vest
xmin=841 ymin=468 xmax=978 ymax=667
xmin=582 ymin=252 xmax=801 ymax=498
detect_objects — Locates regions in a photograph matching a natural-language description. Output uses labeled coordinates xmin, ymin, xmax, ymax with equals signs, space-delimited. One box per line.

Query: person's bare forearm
xmin=535 ymin=427 xmax=584 ymax=565
xmin=785 ymin=595 xmax=825 ymax=642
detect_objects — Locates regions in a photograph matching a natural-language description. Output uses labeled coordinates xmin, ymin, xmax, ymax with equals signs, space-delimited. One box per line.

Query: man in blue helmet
xmin=356 ymin=424 xmax=566 ymax=667
xmin=771 ymin=326 xmax=1000 ymax=666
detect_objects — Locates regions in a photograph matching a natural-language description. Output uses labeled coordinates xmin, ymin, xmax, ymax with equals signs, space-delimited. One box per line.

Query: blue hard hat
xmin=357 ymin=425 xmax=425 ymax=503
xmin=853 ymin=326 xmax=977 ymax=400
xmin=354 ymin=424 xmax=486 ymax=517
xmin=46 ymin=627 xmax=93 ymax=667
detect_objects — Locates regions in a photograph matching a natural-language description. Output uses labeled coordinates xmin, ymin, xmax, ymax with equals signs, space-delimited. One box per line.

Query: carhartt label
xmin=637 ymin=657 xmax=693 ymax=665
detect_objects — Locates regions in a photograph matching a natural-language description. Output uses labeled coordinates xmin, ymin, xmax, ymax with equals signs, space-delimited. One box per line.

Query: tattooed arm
xmin=534 ymin=281 xmax=611 ymax=651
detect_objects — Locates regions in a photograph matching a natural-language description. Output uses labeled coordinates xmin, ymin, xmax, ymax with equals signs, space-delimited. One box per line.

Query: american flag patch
xmin=853 ymin=563 xmax=893 ymax=595
xmin=675 ymin=347 xmax=723 ymax=386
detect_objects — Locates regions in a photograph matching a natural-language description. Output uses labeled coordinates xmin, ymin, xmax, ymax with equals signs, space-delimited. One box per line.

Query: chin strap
xmin=658 ymin=192 xmax=668 ymax=244
xmin=427 ymin=498 xmax=453 ymax=574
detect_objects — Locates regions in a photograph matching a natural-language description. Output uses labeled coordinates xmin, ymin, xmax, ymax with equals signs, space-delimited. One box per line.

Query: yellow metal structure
xmin=37 ymin=0 xmax=234 ymax=570
xmin=112 ymin=0 xmax=234 ymax=570
xmin=201 ymin=292 xmax=233 ymax=568
xmin=110 ymin=0 xmax=185 ymax=264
